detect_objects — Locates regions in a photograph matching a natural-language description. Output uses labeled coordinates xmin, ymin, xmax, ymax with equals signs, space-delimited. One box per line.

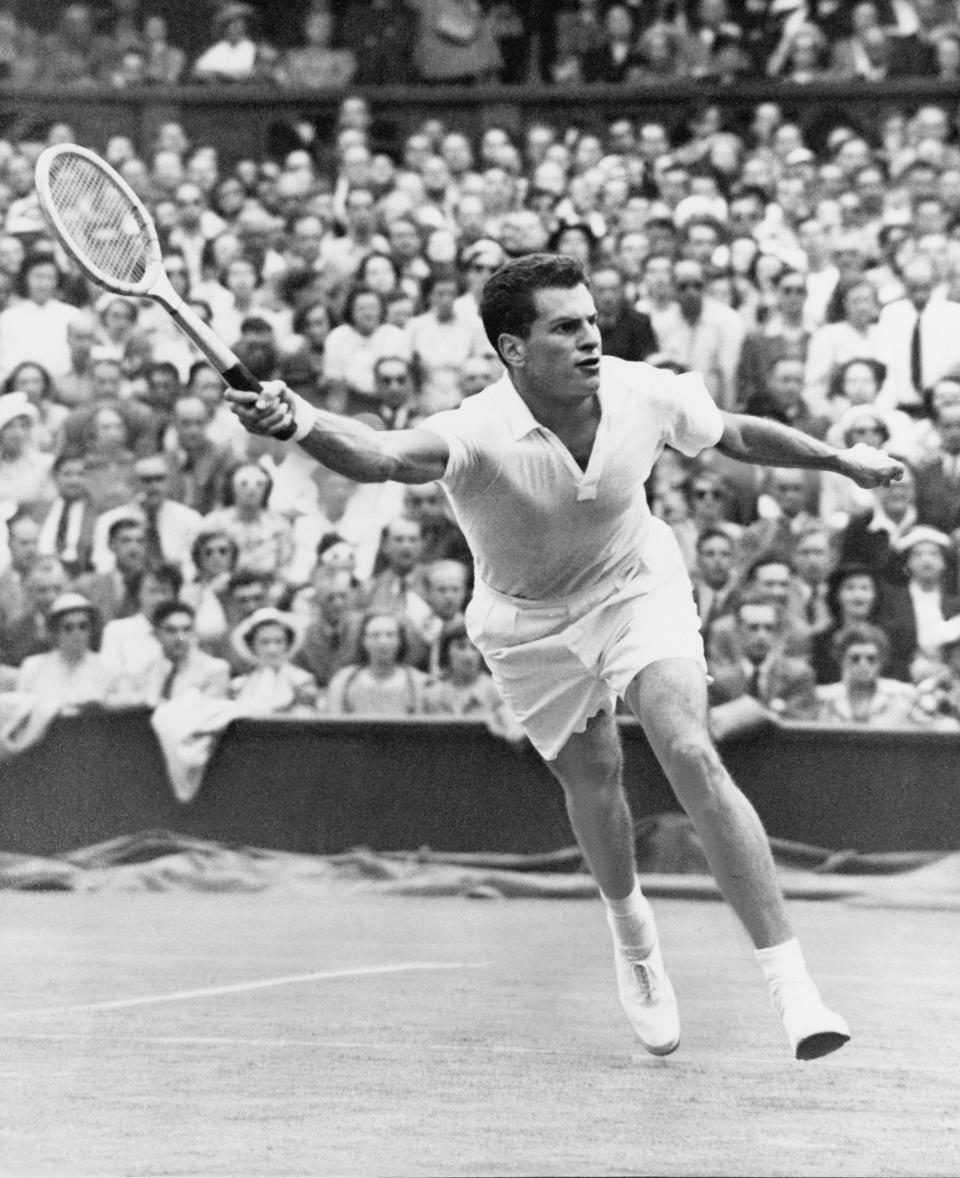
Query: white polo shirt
xmin=421 ymin=356 xmax=724 ymax=601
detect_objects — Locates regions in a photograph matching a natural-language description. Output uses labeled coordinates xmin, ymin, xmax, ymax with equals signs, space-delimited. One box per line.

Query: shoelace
xmin=622 ymin=950 xmax=657 ymax=1002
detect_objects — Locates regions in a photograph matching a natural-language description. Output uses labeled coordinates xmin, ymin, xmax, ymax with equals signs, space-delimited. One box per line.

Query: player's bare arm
xmin=225 ymin=380 xmax=449 ymax=485
xmin=716 ymin=411 xmax=904 ymax=488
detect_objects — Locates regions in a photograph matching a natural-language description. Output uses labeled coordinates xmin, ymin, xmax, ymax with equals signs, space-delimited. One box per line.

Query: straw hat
xmin=231 ymin=607 xmax=306 ymax=662
xmin=0 ymin=392 xmax=39 ymax=434
xmin=48 ymin=592 xmax=99 ymax=624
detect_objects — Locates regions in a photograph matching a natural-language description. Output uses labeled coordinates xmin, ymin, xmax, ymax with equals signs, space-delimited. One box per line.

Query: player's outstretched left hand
xmin=840 ymin=443 xmax=906 ymax=488
xmin=225 ymin=380 xmax=295 ymax=438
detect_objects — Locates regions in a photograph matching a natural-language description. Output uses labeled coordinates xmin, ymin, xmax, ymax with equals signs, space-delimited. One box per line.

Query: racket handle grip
xmin=220 ymin=361 xmax=296 ymax=441
xmin=220 ymin=361 xmax=261 ymax=393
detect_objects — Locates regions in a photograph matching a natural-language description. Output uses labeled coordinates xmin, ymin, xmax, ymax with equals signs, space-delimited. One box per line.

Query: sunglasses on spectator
xmin=846 ymin=651 xmax=880 ymax=664
xmin=780 ymin=284 xmax=806 ymax=294
xmin=203 ymin=544 xmax=232 ymax=554
xmin=693 ymin=487 xmax=725 ymax=499
xmin=675 ymin=279 xmax=704 ymax=291
xmin=59 ymin=620 xmax=91 ymax=632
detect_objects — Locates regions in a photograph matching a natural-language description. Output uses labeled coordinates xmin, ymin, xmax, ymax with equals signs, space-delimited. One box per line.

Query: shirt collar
xmin=498 ymin=373 xmax=608 ymax=441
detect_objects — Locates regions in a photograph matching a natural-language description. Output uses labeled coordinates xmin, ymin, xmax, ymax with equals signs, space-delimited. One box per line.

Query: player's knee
xmin=664 ymin=734 xmax=725 ymax=790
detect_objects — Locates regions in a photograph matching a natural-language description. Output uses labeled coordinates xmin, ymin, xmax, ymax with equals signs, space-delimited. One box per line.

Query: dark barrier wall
xmin=2 ymin=710 xmax=958 ymax=857
xmin=3 ymin=80 xmax=959 ymax=166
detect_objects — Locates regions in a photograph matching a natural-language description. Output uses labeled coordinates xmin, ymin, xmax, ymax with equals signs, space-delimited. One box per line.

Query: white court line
xmin=0 ymin=961 xmax=483 ymax=1019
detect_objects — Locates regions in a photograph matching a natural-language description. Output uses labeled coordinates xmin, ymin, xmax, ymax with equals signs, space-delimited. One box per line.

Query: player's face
xmin=509 ymin=285 xmax=601 ymax=397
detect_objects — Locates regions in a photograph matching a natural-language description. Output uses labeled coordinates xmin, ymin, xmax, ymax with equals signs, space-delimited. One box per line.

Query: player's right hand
xmin=226 ymin=380 xmax=296 ymax=439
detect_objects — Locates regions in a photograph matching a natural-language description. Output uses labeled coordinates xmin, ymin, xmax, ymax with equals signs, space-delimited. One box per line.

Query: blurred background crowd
xmin=8 ymin=0 xmax=960 ymax=88
xmin=3 ymin=0 xmax=960 ymax=742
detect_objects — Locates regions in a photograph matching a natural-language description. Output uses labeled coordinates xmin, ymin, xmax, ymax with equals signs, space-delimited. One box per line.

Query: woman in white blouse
xmin=16 ymin=593 xmax=114 ymax=713
xmin=322 ymin=288 xmax=411 ymax=415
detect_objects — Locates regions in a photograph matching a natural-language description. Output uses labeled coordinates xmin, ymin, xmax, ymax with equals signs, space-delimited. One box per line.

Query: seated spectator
xmin=655 ymin=258 xmax=746 ymax=409
xmin=339 ymin=0 xmax=420 ymax=85
xmin=191 ymin=2 xmax=269 ymax=83
xmin=2 ymin=361 xmax=69 ymax=454
xmin=0 ymin=253 xmax=80 ymax=382
xmin=408 ymin=271 xmax=480 ymax=414
xmin=804 ymin=278 xmax=884 ymax=413
xmin=820 ymin=404 xmax=900 ymax=527
xmin=1 ymin=556 xmax=68 ymax=668
xmin=424 ymin=621 xmax=525 ymax=743
xmin=93 ymin=456 xmax=202 ymax=577
xmin=163 ymin=395 xmax=234 ymax=515
xmin=364 ymin=515 xmax=433 ymax=634
xmin=743 ymin=356 xmax=831 ymax=440
xmin=581 ymin=4 xmax=643 ymax=83
xmin=706 ymin=593 xmax=819 ymax=739
xmin=0 ymin=512 xmax=40 ymax=628
xmin=912 ymin=633 xmax=960 ymax=725
xmin=735 ymin=268 xmax=811 ymax=410
xmin=326 ymin=611 xmax=431 ymax=715
xmin=591 ymin=265 xmax=658 ymax=362
xmin=811 ymin=564 xmax=890 ymax=685
xmin=691 ymin=526 xmax=738 ymax=641
xmin=203 ymin=463 xmax=295 ymax=584
xmin=141 ymin=14 xmax=186 ymax=84
xmin=883 ymin=526 xmax=960 ymax=675
xmin=552 ymin=0 xmax=607 ymax=84
xmin=737 ymin=467 xmax=823 ymax=568
xmin=293 ymin=566 xmax=365 ymax=689
xmin=417 ymin=558 xmax=470 ymax=671
xmin=359 ymin=356 xmax=419 ymax=431
xmin=836 ymin=457 xmax=918 ymax=582
xmin=181 ymin=528 xmax=239 ymax=645
xmin=0 ymin=393 xmax=55 ymax=513
xmin=36 ymin=452 xmax=97 ymax=578
xmin=413 ymin=0 xmax=503 ymax=85
xmin=708 ymin=552 xmax=812 ymax=664
xmin=279 ymin=6 xmax=355 ymax=88
xmin=199 ymin=568 xmax=274 ymax=670
xmin=99 ymin=562 xmax=182 ymax=680
xmin=229 ymin=607 xmax=318 ymax=714
xmin=110 ymin=600 xmax=230 ymax=707
xmin=914 ymin=402 xmax=960 ymax=535
xmin=814 ymin=622 xmax=930 ymax=726
xmin=322 ymin=288 xmax=411 ymax=416
xmin=71 ymin=516 xmax=146 ymax=625
xmin=16 ymin=592 xmax=113 ymax=712
xmin=37 ymin=3 xmax=115 ymax=86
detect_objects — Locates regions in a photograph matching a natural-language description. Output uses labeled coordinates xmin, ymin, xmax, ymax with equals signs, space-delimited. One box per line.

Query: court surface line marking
xmin=0 ymin=961 xmax=484 ymax=1019
xmin=2 ymin=1031 xmax=960 ymax=1079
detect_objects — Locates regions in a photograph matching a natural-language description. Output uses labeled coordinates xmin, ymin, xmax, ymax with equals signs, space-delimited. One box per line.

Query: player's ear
xmin=498 ymin=332 xmax=525 ymax=368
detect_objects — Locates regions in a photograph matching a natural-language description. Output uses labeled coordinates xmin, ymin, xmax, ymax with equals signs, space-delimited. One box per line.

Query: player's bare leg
xmin=546 ymin=712 xmax=680 ymax=1055
xmin=625 ymin=657 xmax=850 ymax=1059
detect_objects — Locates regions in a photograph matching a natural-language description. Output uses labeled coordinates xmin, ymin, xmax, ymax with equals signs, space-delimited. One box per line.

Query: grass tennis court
xmin=2 ymin=890 xmax=958 ymax=1177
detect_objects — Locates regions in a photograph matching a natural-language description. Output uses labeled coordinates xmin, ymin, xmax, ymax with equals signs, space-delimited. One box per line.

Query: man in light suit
xmin=110 ymin=600 xmax=230 ymax=706
xmin=877 ymin=257 xmax=960 ymax=415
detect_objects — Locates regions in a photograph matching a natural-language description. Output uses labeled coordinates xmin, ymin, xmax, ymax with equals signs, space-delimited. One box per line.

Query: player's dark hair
xmin=479 ymin=252 xmax=588 ymax=362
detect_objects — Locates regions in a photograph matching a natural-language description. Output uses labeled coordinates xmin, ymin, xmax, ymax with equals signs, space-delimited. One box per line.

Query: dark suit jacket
xmin=582 ymin=43 xmax=644 ymax=83
xmin=914 ymin=455 xmax=960 ymax=535
xmin=164 ymin=444 xmax=235 ymax=515
xmin=599 ymin=306 xmax=658 ymax=363
xmin=70 ymin=570 xmax=140 ymax=626
xmin=40 ymin=497 xmax=97 ymax=578
xmin=876 ymin=584 xmax=960 ymax=682
xmin=0 ymin=611 xmax=52 ymax=667
xmin=294 ymin=611 xmax=365 ymax=689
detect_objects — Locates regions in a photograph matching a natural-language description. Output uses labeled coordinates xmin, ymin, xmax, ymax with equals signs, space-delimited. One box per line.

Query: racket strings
xmin=47 ymin=155 xmax=150 ymax=285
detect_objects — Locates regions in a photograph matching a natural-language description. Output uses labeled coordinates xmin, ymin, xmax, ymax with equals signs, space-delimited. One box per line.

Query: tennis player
xmin=227 ymin=254 xmax=903 ymax=1060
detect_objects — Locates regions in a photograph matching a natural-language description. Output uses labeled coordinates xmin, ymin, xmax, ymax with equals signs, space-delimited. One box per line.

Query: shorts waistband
xmin=474 ymin=570 xmax=636 ymax=619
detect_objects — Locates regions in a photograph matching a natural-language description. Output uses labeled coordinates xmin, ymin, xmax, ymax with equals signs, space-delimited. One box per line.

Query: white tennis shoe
xmin=612 ymin=936 xmax=681 ymax=1056
xmin=769 ymin=978 xmax=851 ymax=1060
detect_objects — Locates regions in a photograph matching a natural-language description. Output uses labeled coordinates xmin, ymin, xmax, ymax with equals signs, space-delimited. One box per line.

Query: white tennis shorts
xmin=465 ymin=564 xmax=706 ymax=761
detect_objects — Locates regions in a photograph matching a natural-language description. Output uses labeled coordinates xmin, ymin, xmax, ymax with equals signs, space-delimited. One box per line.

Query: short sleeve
xmin=417 ymin=406 xmax=475 ymax=486
xmin=661 ymin=371 xmax=724 ymax=458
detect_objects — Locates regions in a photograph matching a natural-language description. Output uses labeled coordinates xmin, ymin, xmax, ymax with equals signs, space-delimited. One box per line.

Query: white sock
xmin=602 ymin=878 xmax=656 ymax=957
xmin=755 ymin=938 xmax=815 ymax=991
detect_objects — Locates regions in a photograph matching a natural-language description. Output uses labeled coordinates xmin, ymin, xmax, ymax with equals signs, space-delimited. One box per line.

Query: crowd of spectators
xmin=5 ymin=42 xmax=960 ymax=741
xmin=9 ymin=1 xmax=960 ymax=90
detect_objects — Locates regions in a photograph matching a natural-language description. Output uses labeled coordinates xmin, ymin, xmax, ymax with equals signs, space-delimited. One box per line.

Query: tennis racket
xmin=34 ymin=142 xmax=294 ymax=434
